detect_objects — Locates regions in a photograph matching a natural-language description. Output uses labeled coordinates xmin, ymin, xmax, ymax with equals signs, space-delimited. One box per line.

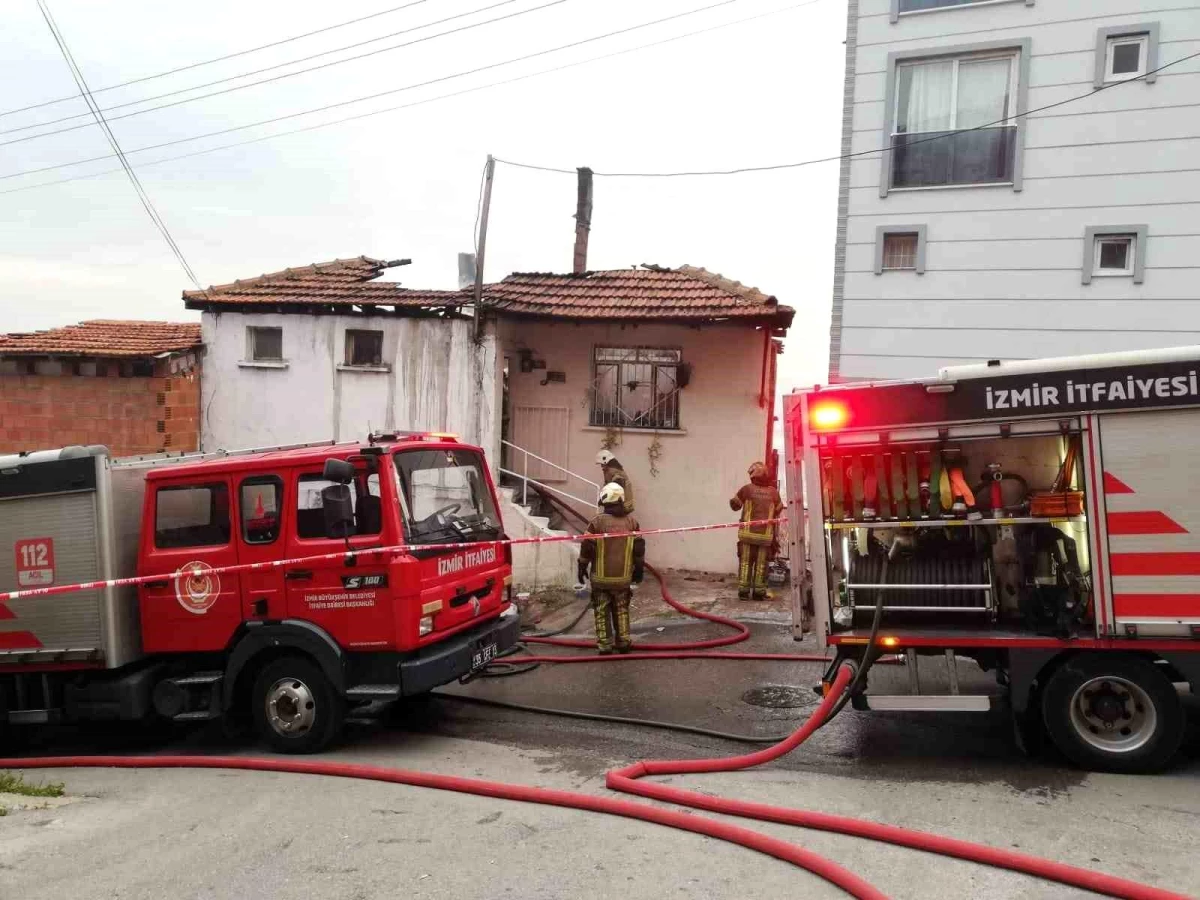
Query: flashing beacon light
xmin=811 ymin=401 xmax=849 ymax=431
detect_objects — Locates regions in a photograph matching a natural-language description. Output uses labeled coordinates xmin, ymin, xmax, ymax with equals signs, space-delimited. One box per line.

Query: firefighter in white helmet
xmin=578 ymin=482 xmax=645 ymax=654
xmin=595 ymin=449 xmax=635 ymax=515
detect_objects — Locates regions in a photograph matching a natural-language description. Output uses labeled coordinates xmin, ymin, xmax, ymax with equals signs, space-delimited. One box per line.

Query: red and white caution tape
xmin=1 ymin=517 xmax=786 ymax=603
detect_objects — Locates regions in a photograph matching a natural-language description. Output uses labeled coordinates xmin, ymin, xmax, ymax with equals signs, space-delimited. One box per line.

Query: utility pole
xmin=473 ymin=155 xmax=496 ymax=343
xmin=572 ymin=166 xmax=593 ymax=274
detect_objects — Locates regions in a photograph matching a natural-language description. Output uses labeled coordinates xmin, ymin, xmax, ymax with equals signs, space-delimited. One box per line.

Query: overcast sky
xmin=1 ymin=0 xmax=847 ymax=391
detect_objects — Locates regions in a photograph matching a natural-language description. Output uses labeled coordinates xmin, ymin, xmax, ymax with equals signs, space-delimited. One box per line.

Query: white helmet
xmin=598 ymin=482 xmax=625 ymax=506
xmin=596 ymin=449 xmax=616 ymax=466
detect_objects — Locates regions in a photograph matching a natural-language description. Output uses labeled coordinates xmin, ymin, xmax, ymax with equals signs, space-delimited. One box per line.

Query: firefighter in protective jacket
xmin=578 ymin=482 xmax=645 ymax=654
xmin=730 ymin=462 xmax=783 ymax=601
xmin=595 ymin=449 xmax=635 ymax=515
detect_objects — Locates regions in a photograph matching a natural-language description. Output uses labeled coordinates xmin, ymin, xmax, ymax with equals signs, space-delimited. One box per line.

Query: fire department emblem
xmin=175 ymin=561 xmax=221 ymax=615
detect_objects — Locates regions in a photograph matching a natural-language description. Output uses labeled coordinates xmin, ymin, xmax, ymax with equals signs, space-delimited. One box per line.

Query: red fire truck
xmin=0 ymin=433 xmax=518 ymax=752
xmin=784 ymin=347 xmax=1200 ymax=772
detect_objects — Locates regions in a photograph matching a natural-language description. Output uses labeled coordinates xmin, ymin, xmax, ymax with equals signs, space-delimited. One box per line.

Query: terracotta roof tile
xmin=0 ymin=320 xmax=201 ymax=358
xmin=183 ymin=255 xmax=466 ymax=311
xmin=180 ymin=255 xmax=790 ymax=327
xmin=481 ymin=266 xmax=793 ymax=326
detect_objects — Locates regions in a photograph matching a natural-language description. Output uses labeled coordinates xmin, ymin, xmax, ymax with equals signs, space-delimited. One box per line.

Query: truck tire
xmin=1042 ymin=654 xmax=1183 ymax=773
xmin=252 ymin=656 xmax=344 ymax=754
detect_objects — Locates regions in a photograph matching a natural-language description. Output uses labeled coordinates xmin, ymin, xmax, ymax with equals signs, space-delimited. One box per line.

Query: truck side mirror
xmin=323 ymin=458 xmax=355 ymax=484
xmin=321 ymin=484 xmax=355 ymax=539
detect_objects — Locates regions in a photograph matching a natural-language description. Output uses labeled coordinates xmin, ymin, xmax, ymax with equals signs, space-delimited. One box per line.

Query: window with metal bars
xmin=882 ymin=233 xmax=919 ymax=270
xmin=590 ymin=346 xmax=682 ymax=430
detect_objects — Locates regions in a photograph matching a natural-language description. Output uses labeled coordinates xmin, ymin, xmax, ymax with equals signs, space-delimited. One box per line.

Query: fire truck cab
xmin=784 ymin=347 xmax=1200 ymax=772
xmin=0 ymin=433 xmax=519 ymax=753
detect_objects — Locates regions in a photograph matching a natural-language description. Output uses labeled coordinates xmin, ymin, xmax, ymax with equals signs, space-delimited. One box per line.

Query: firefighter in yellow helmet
xmin=730 ymin=461 xmax=783 ymax=601
xmin=578 ymin=482 xmax=645 ymax=654
xmin=595 ymin=449 xmax=635 ymax=515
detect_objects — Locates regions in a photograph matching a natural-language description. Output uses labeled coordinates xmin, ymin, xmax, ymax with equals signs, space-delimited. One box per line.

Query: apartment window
xmin=874 ymin=225 xmax=927 ymax=274
xmin=344 ymin=329 xmax=384 ymax=368
xmin=591 ymin=346 xmax=681 ymax=430
xmin=891 ymin=0 xmax=1033 ymax=21
xmin=247 ymin=326 xmax=283 ymax=361
xmin=891 ymin=53 xmax=1018 ymax=190
xmin=1082 ymin=226 xmax=1148 ymax=285
xmin=1094 ymin=24 xmax=1160 ymax=88
xmin=1095 ymin=237 xmax=1133 ymax=275
xmin=1108 ymin=37 xmax=1146 ymax=80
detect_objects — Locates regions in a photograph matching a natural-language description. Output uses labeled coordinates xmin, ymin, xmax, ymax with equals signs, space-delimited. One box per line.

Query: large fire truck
xmin=0 ymin=433 xmax=518 ymax=752
xmin=784 ymin=347 xmax=1200 ymax=772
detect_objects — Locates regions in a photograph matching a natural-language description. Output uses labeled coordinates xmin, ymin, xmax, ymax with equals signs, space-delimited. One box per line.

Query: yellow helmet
xmin=596 ymin=449 xmax=616 ymax=466
xmin=748 ymin=461 xmax=768 ymax=481
xmin=598 ymin=482 xmax=625 ymax=506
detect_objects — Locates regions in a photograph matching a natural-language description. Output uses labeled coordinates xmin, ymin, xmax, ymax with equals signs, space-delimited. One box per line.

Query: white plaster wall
xmin=201 ymin=311 xmax=497 ymax=464
xmin=498 ymin=319 xmax=774 ymax=573
xmin=832 ymin=0 xmax=1200 ymax=381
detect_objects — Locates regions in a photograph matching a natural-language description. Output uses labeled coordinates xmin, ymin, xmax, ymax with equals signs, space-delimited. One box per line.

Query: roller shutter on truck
xmin=1097 ymin=409 xmax=1200 ymax=635
xmin=0 ymin=448 xmax=140 ymax=667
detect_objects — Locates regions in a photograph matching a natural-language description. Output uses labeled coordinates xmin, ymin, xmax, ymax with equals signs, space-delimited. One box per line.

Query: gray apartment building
xmin=829 ymin=0 xmax=1200 ymax=381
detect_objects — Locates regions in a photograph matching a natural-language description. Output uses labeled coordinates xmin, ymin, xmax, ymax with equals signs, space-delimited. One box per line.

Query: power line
xmin=0 ymin=0 xmax=549 ymax=143
xmin=0 ymin=0 xmax=748 ymax=183
xmin=35 ymin=0 xmax=201 ymax=289
xmin=0 ymin=0 xmax=816 ymax=198
xmin=0 ymin=0 xmax=434 ymax=119
xmin=497 ymin=47 xmax=1200 ymax=177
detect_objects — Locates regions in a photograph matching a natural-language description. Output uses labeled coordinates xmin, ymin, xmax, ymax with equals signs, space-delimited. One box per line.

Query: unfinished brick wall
xmin=0 ymin=360 xmax=200 ymax=457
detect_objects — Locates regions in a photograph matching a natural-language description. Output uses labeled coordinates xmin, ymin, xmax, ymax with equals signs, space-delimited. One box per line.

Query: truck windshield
xmin=393 ymin=448 xmax=501 ymax=545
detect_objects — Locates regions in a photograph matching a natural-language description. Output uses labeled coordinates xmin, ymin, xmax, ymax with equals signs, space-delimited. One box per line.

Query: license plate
xmin=471 ymin=643 xmax=498 ymax=671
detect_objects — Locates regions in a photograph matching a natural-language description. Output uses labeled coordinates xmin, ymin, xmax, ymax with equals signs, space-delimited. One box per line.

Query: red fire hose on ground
xmin=4 ymin=661 xmax=1186 ymax=899
xmin=2 ymin=571 xmax=1189 ymax=899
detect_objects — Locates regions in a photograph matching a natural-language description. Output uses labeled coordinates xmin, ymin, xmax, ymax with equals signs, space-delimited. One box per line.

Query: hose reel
xmin=847 ymin=553 xmax=992 ymax=613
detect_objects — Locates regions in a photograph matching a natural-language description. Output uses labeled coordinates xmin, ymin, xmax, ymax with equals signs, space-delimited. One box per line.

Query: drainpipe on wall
xmin=764 ymin=337 xmax=781 ymax=477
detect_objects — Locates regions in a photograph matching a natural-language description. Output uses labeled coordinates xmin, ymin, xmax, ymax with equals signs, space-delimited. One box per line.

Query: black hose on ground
xmin=434 ymin=692 xmax=794 ymax=744
xmin=479 ymin=596 xmax=594 ymax=677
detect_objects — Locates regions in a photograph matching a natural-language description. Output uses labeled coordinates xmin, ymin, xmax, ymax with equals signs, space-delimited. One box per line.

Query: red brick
xmin=0 ymin=369 xmax=200 ymax=456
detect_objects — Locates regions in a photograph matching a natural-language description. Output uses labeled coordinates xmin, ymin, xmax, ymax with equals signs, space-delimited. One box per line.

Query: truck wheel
xmin=1042 ymin=654 xmax=1183 ymax=773
xmin=252 ymin=656 xmax=344 ymax=754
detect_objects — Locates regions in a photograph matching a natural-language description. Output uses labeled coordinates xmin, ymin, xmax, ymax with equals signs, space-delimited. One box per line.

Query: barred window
xmin=591 ymin=346 xmax=682 ymax=430
xmin=882 ymin=233 xmax=919 ymax=270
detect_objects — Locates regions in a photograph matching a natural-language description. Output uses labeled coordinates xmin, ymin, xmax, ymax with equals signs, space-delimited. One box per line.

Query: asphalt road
xmin=2 ymin=615 xmax=1198 ymax=900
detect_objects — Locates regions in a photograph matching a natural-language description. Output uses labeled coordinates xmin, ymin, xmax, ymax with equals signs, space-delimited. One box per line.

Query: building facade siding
xmin=831 ymin=0 xmax=1200 ymax=381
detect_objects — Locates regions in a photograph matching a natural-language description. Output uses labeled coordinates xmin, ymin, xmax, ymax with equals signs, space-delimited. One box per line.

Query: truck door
xmin=283 ymin=462 xmax=397 ymax=651
xmin=1095 ymin=409 xmax=1200 ymax=637
xmin=236 ymin=475 xmax=286 ymax=622
xmin=140 ymin=477 xmax=242 ymax=654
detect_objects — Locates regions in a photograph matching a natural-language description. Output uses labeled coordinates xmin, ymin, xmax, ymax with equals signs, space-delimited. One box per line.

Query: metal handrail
xmin=501 ymin=440 xmax=601 ymax=487
xmin=501 ymin=439 xmax=601 ymax=506
xmin=498 ymin=467 xmax=596 ymax=513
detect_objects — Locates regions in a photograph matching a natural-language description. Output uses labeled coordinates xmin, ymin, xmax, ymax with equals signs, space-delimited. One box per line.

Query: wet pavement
xmin=3 ymin=598 xmax=1199 ymax=899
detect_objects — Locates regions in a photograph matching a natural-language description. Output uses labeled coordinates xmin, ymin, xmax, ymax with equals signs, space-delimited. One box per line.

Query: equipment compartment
xmin=816 ymin=429 xmax=1094 ymax=639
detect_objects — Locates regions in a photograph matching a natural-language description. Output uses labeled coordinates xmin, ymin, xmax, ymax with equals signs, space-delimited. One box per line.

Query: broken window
xmin=345 ymin=330 xmax=384 ymax=368
xmin=591 ymin=346 xmax=682 ymax=430
xmin=247 ymin=326 xmax=283 ymax=361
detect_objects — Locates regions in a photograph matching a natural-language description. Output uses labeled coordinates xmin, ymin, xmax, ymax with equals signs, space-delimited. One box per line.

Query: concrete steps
xmin=498 ymin=486 xmax=578 ymax=589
